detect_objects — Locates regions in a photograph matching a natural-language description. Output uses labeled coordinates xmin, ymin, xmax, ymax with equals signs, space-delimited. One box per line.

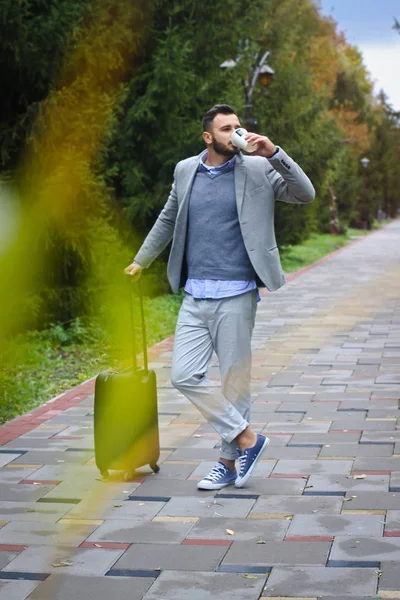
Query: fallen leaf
xmin=256 ymin=540 xmax=267 ymax=544
xmin=113 ymin=505 xmax=122 ymax=508
xmin=193 ymin=435 xmax=203 ymax=438
xmin=51 ymin=561 xmax=73 ymax=568
xmin=226 ymin=529 xmax=235 ymax=535
xmin=32 ymin=482 xmax=41 ymax=485
xmin=353 ymin=474 xmax=367 ymax=479
xmin=243 ymin=574 xmax=258 ymax=579
xmin=138 ymin=503 xmax=145 ymax=506
xmin=94 ymin=544 xmax=102 ymax=548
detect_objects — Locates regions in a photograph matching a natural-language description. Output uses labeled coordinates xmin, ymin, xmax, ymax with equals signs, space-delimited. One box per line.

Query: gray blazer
xmin=134 ymin=147 xmax=315 ymax=293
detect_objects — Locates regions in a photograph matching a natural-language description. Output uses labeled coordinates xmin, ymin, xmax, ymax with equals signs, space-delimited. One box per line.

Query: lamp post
xmin=360 ymin=157 xmax=370 ymax=230
xmin=220 ymin=47 xmax=275 ymax=128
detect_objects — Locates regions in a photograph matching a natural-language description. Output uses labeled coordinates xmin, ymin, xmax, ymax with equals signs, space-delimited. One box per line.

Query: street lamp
xmin=360 ymin=157 xmax=370 ymax=230
xmin=360 ymin=157 xmax=370 ymax=169
xmin=220 ymin=48 xmax=275 ymax=127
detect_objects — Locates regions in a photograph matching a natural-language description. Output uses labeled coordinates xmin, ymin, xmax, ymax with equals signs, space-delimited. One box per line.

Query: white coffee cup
xmin=231 ymin=128 xmax=257 ymax=153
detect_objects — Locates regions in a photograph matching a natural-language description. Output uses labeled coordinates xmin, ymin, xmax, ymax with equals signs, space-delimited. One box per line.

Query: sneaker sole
xmin=235 ymin=436 xmax=270 ymax=488
xmin=197 ymin=478 xmax=236 ymax=491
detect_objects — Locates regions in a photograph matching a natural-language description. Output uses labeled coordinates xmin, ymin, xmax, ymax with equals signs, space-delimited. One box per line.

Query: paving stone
xmin=38 ymin=479 xmax=128 ymax=500
xmin=26 ymin=465 xmax=99 ymax=480
xmin=353 ymin=458 xmax=400 ymax=471
xmin=306 ymin=473 xmax=389 ymax=493
xmin=290 ymin=433 xmax=361 ymax=444
xmin=0 ymin=454 xmax=26 ymax=468
xmin=222 ymin=540 xmax=330 ymax=566
xmin=263 ymin=447 xmax=321 ymax=459
xmin=128 ymin=480 xmax=216 ymax=498
xmin=66 ymin=499 xmax=164 ymax=521
xmin=249 ymin=496 xmax=342 ymax=516
xmin=218 ymin=478 xmax=305 ymax=496
xmin=330 ymin=536 xmax=400 ymax=562
xmin=272 ymin=459 xmax=354 ymax=475
xmin=10 ymin=450 xmax=93 ymax=465
xmin=0 ymin=483 xmax=56 ymax=502
xmin=0 ymin=521 xmax=99 ymax=546
xmin=187 ymin=517 xmax=290 ymax=541
xmin=113 ymin=543 xmax=227 ymax=571
xmin=0 ymin=580 xmax=41 ymax=600
xmin=264 ymin=423 xmax=331 ymax=433
xmin=319 ymin=444 xmax=394 ymax=457
xmin=386 ymin=511 xmax=400 ymax=530
xmin=164 ymin=448 xmax=219 ymax=462
xmin=2 ymin=439 xmax=72 ymax=451
xmin=262 ymin=566 xmax=378 ymax=597
xmin=142 ymin=570 xmax=266 ymax=599
xmin=28 ymin=574 xmax=154 ymax=600
xmin=157 ymin=496 xmax=256 ymax=519
xmin=0 ymin=501 xmax=73 ymax=522
xmin=342 ymin=492 xmax=400 ymax=510
xmin=3 ymin=545 xmax=124 ymax=575
xmin=361 ymin=432 xmax=400 ymax=442
xmin=379 ymin=562 xmax=400 ymax=590
xmin=287 ymin=514 xmax=384 ymax=536
xmin=86 ymin=519 xmax=195 ymax=544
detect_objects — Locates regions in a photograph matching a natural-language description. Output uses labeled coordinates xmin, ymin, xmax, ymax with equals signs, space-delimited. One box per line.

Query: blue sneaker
xmin=235 ymin=434 xmax=270 ymax=488
xmin=197 ymin=461 xmax=237 ymax=490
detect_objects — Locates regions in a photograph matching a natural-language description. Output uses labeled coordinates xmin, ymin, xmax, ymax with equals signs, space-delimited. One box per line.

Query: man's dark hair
xmin=202 ymin=104 xmax=236 ymax=132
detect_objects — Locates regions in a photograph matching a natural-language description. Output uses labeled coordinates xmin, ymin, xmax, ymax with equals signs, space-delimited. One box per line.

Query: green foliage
xmin=1 ymin=0 xmax=400 ymax=339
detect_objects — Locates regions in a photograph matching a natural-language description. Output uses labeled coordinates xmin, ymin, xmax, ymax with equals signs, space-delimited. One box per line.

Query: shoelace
xmin=205 ymin=464 xmax=228 ymax=482
xmin=237 ymin=452 xmax=248 ymax=476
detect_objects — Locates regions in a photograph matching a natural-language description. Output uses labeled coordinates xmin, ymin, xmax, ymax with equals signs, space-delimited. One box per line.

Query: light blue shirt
xmin=184 ymin=151 xmax=259 ymax=301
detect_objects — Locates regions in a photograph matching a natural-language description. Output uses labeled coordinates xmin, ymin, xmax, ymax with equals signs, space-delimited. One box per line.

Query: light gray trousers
xmin=170 ymin=290 xmax=257 ymax=460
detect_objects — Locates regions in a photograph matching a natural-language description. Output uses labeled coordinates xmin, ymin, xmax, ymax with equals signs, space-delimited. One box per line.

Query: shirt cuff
xmin=268 ymin=146 xmax=280 ymax=158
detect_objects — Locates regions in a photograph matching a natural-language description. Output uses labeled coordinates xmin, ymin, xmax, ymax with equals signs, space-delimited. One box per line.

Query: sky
xmin=318 ymin=0 xmax=400 ymax=110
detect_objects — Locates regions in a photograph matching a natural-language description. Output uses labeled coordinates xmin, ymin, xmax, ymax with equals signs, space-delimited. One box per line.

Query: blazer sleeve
xmin=134 ymin=166 xmax=179 ymax=268
xmin=266 ymin=147 xmax=315 ymax=204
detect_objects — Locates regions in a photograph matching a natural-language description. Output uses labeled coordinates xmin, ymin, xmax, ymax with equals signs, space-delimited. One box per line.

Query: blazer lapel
xmin=234 ymin=152 xmax=246 ymax=217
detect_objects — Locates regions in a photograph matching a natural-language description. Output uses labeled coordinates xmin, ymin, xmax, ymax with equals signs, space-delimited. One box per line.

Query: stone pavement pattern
xmin=0 ymin=222 xmax=400 ymax=599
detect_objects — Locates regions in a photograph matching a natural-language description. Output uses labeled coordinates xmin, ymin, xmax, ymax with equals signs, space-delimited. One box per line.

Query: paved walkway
xmin=1 ymin=222 xmax=400 ymax=600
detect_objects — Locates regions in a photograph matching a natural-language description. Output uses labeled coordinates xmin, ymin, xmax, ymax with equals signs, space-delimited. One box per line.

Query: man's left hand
xmin=245 ymin=132 xmax=277 ymax=158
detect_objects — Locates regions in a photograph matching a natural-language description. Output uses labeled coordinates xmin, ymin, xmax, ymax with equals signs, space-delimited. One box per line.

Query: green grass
xmin=280 ymin=228 xmax=369 ymax=273
xmin=0 ymin=294 xmax=182 ymax=424
xmin=0 ymin=223 xmax=387 ymax=424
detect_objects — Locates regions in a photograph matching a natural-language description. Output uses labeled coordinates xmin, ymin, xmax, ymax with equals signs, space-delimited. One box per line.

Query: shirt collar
xmin=199 ymin=150 xmax=236 ymax=174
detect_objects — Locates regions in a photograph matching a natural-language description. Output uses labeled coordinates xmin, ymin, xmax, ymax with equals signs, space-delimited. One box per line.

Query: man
xmin=125 ymin=104 xmax=315 ymax=489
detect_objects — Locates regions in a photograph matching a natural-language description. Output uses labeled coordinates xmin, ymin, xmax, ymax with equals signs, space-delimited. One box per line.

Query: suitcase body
xmin=94 ymin=282 xmax=160 ymax=480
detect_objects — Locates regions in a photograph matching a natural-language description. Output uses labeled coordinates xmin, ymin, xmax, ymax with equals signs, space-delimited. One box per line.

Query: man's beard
xmin=212 ymin=137 xmax=239 ymax=157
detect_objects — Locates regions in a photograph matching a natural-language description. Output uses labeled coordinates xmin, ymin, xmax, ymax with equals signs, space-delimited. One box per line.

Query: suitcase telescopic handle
xmin=127 ymin=278 xmax=148 ymax=373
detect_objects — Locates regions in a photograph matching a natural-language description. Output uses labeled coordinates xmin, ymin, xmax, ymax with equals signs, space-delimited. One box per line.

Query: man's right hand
xmin=124 ymin=261 xmax=143 ymax=281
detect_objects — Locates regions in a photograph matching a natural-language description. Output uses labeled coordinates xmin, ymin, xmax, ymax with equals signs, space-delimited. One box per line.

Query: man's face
xmin=205 ymin=113 xmax=241 ymax=157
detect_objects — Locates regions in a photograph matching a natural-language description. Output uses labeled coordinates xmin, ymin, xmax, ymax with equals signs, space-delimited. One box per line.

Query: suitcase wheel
xmin=100 ymin=470 xmax=109 ymax=480
xmin=150 ymin=463 xmax=160 ymax=474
